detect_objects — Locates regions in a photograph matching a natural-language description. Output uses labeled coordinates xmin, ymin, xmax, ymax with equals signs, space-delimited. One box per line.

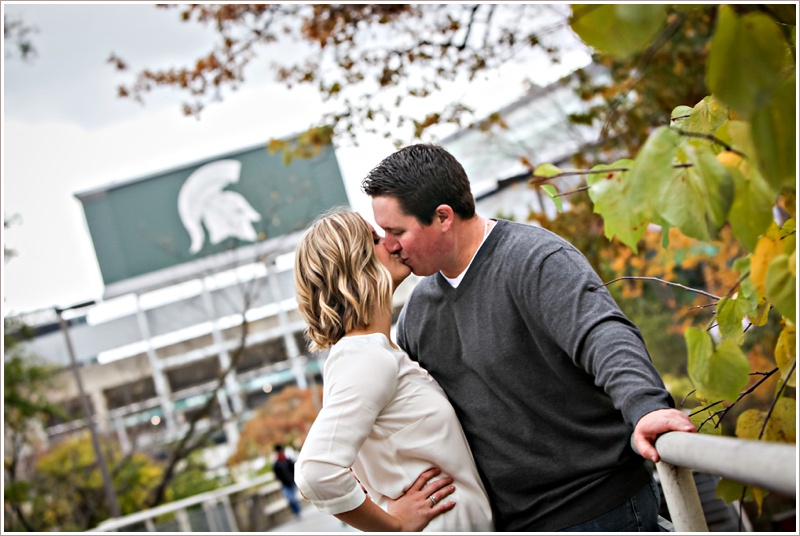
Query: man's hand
xmin=386 ymin=467 xmax=456 ymax=531
xmin=633 ymin=409 xmax=697 ymax=463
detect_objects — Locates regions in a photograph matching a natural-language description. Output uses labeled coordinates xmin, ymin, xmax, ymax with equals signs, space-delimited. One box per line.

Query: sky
xmin=2 ymin=2 xmax=589 ymax=316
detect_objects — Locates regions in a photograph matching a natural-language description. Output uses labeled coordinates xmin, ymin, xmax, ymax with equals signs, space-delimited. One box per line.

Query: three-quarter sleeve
xmin=295 ymin=343 xmax=399 ymax=515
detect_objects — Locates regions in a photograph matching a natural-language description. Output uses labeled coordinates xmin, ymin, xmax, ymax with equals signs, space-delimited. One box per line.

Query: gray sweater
xmin=396 ymin=219 xmax=673 ymax=531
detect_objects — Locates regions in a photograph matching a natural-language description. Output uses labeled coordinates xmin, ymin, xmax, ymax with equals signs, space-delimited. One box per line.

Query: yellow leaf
xmin=267 ymin=138 xmax=287 ymax=154
xmin=750 ymin=298 xmax=771 ymax=327
xmin=753 ymin=486 xmax=767 ymax=516
xmin=775 ymin=324 xmax=796 ymax=388
xmin=716 ymin=150 xmax=743 ymax=168
xmin=735 ymin=409 xmax=764 ymax=440
xmin=735 ymin=399 xmax=796 ymax=443
xmin=771 ymin=398 xmax=797 ymax=443
xmin=750 ymin=223 xmax=782 ymax=297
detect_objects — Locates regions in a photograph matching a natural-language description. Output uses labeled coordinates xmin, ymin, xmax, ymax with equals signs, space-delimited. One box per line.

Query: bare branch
xmin=591 ymin=276 xmax=721 ymax=300
xmin=758 ymin=361 xmax=796 ymax=440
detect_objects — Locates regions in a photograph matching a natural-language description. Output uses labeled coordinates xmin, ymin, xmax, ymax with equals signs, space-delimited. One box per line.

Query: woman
xmin=293 ymin=209 xmax=494 ymax=532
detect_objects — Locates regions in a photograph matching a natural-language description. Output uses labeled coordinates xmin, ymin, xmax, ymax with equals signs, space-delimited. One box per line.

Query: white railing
xmin=87 ymin=433 xmax=796 ymax=532
xmin=88 ymin=473 xmax=288 ymax=532
xmin=648 ymin=432 xmax=796 ymax=532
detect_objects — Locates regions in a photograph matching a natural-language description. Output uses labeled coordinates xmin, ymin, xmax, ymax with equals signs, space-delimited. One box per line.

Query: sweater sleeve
xmin=294 ymin=343 xmax=399 ymax=515
xmin=529 ymin=246 xmax=673 ymax=427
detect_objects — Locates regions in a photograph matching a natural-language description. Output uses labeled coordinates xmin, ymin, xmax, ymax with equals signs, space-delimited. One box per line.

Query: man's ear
xmin=434 ymin=205 xmax=455 ymax=232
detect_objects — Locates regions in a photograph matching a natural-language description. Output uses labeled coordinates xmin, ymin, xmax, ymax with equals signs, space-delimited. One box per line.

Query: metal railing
xmin=86 ymin=432 xmax=795 ymax=532
xmin=649 ymin=432 xmax=797 ymax=532
xmin=88 ymin=473 xmax=291 ymax=532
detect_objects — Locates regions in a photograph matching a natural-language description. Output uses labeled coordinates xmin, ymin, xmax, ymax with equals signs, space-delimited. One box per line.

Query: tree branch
xmin=676 ymin=129 xmax=746 ymax=156
xmin=529 ymin=163 xmax=692 ymax=184
xmin=758 ymin=361 xmax=795 ymax=440
xmin=691 ymin=368 xmax=780 ymax=430
xmin=590 ymin=276 xmax=721 ymax=300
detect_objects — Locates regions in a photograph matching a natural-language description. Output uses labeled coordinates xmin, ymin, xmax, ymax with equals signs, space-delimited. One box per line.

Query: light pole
xmin=55 ymin=301 xmax=121 ymax=519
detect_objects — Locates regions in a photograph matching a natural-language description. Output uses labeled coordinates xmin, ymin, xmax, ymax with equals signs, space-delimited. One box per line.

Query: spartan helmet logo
xmin=178 ymin=160 xmax=262 ymax=254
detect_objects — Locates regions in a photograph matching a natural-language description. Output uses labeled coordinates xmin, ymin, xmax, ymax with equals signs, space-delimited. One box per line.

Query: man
xmin=273 ymin=444 xmax=301 ymax=518
xmin=361 ymin=144 xmax=696 ymax=532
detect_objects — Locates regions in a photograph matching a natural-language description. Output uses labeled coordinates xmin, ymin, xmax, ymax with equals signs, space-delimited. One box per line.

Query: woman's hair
xmin=294 ymin=208 xmax=393 ymax=351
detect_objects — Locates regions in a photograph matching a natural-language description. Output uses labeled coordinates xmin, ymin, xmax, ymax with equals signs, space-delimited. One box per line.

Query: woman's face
xmin=372 ymin=229 xmax=411 ymax=289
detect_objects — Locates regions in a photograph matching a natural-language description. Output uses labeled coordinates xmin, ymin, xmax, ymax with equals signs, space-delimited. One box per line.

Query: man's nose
xmin=383 ymin=236 xmax=401 ymax=253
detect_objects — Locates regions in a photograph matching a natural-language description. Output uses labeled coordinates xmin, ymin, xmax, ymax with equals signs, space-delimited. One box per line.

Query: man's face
xmin=371 ymin=195 xmax=444 ymax=277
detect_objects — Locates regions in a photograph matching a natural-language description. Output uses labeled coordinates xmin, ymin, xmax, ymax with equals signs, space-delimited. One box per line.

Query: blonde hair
xmin=294 ymin=208 xmax=393 ymax=351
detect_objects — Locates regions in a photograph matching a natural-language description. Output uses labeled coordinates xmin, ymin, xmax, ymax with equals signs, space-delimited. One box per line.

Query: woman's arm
xmin=335 ymin=468 xmax=457 ymax=532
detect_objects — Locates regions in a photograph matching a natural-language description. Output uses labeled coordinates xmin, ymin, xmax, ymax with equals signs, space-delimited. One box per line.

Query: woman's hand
xmin=386 ymin=467 xmax=457 ymax=531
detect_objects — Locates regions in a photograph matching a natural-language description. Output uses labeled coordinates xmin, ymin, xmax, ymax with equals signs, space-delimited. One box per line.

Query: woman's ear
xmin=434 ymin=204 xmax=455 ymax=232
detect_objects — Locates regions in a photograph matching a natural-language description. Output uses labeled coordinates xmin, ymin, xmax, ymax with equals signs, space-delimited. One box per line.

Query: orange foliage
xmin=228 ymin=385 xmax=321 ymax=466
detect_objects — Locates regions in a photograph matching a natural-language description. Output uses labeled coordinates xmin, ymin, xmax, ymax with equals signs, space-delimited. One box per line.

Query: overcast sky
xmin=2 ymin=2 xmax=588 ymax=316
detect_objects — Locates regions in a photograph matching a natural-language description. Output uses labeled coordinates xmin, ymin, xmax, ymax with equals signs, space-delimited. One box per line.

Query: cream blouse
xmin=295 ymin=333 xmax=494 ymax=532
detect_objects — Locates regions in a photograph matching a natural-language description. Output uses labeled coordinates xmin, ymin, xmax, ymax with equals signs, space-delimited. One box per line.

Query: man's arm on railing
xmin=633 ymin=408 xmax=698 ymax=463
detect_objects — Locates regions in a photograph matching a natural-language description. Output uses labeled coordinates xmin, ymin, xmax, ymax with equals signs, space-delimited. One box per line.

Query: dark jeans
xmin=560 ymin=478 xmax=660 ymax=532
xmin=282 ymin=484 xmax=302 ymax=517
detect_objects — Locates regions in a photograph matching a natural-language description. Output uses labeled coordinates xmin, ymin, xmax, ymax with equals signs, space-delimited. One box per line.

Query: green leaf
xmin=534 ymin=163 xmax=563 ymax=178
xmin=628 ymin=126 xmax=680 ymax=209
xmin=651 ymin=140 xmax=733 ymax=242
xmin=654 ymin=156 xmax=711 ymax=242
xmin=732 ymin=255 xmax=751 ymax=275
xmin=689 ymin=406 xmax=723 ymax=435
xmin=686 ymin=328 xmax=750 ymax=402
xmin=717 ymin=478 xmax=755 ymax=504
xmin=681 ymin=95 xmax=729 ymax=136
xmin=738 ymin=276 xmax=759 ymax=315
xmin=716 ymin=296 xmax=748 ymax=344
xmin=660 ymin=222 xmax=672 ymax=248
xmin=670 ymin=105 xmax=694 ymax=130
xmin=570 ymin=4 xmax=667 ymax=59
xmin=751 ymin=74 xmax=797 ymax=192
xmin=540 ymin=184 xmax=563 ymax=212
xmin=780 ymin=218 xmax=796 ymax=243
xmin=587 ymin=159 xmax=648 ymax=251
xmin=716 ymin=122 xmax=777 ymax=251
xmin=765 ymin=253 xmax=796 ymax=323
xmin=691 ymin=144 xmax=734 ymax=233
xmin=706 ymin=6 xmax=789 ymax=118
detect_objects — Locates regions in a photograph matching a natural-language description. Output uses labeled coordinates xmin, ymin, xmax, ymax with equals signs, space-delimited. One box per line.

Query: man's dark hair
xmin=361 ymin=144 xmax=475 ymax=225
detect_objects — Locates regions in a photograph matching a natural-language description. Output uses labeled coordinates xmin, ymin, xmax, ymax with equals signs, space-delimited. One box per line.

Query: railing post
xmin=222 ymin=495 xmax=240 ymax=532
xmin=655 ymin=461 xmax=709 ymax=532
xmin=203 ymin=501 xmax=219 ymax=532
xmin=175 ymin=508 xmax=192 ymax=532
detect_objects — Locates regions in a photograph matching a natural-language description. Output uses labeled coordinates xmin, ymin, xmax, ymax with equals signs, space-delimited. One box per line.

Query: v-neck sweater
xmin=396 ymin=219 xmax=673 ymax=532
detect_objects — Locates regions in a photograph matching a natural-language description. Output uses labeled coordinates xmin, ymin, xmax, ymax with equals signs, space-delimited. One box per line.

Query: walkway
xmin=269 ymin=502 xmax=357 ymax=533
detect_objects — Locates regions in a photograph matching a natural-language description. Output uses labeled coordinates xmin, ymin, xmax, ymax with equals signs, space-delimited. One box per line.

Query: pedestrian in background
xmin=273 ymin=444 xmax=301 ymax=519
